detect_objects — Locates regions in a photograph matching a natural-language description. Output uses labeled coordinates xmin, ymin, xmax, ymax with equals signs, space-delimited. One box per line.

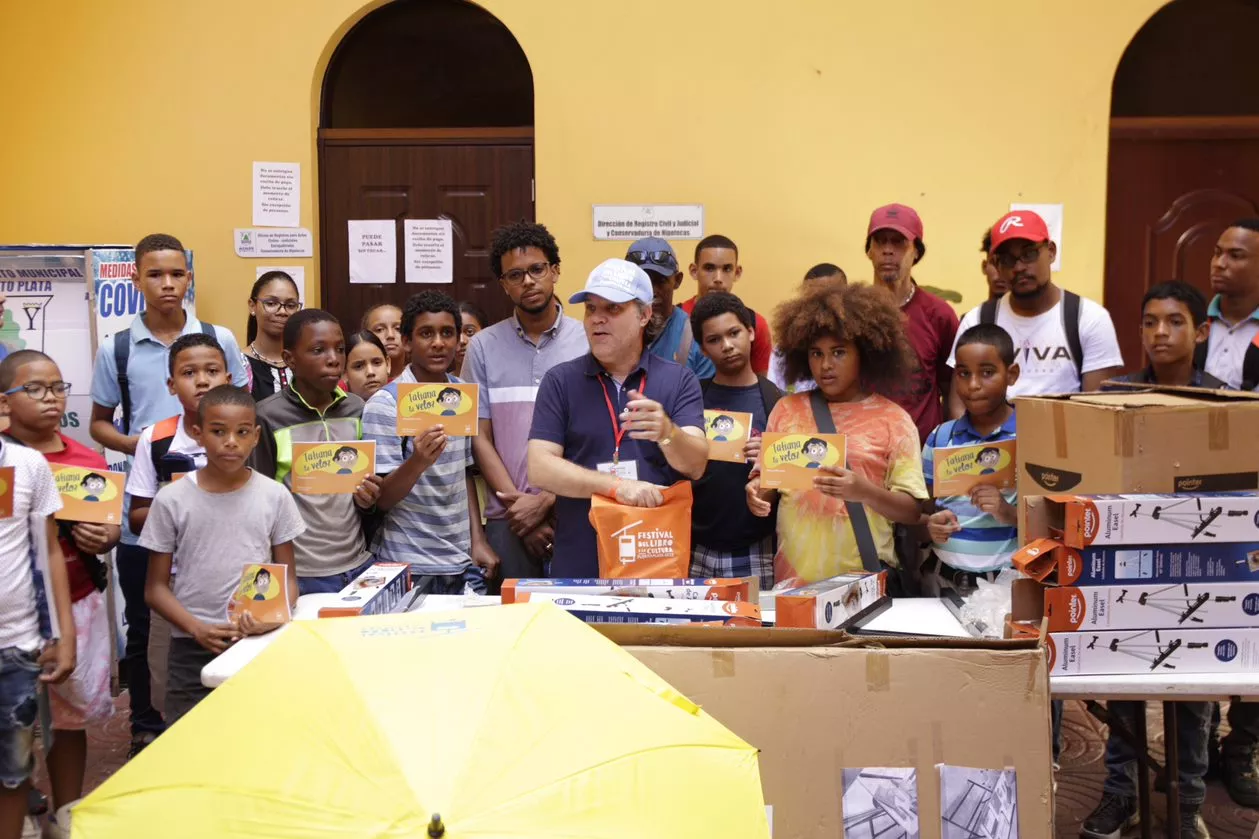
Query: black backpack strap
xmin=1062 ymin=291 xmax=1084 ymax=380
xmin=979 ymin=299 xmax=998 ymax=325
xmin=1242 ymin=337 xmax=1259 ymax=392
xmin=757 ymin=375 xmax=782 ymax=417
xmin=808 ymin=389 xmax=880 ymax=573
xmin=1193 ymin=340 xmax=1210 ymax=373
xmin=199 ymin=321 xmax=216 ymax=338
xmin=113 ymin=329 xmax=132 ymax=435
xmin=700 ymin=377 xmax=713 ymax=395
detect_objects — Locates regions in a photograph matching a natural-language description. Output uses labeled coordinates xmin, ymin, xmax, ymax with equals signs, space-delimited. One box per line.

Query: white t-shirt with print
xmin=128 ymin=417 xmax=207 ymax=500
xmin=0 ymin=442 xmax=64 ymax=650
xmin=949 ymin=293 xmax=1124 ymax=397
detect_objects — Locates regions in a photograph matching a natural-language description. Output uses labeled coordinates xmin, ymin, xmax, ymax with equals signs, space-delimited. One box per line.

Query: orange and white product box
xmin=500 ymin=577 xmax=755 ymax=605
xmin=317 ymin=562 xmax=411 ymax=618
xmin=1042 ymin=582 xmax=1259 ymax=632
xmin=519 ymin=592 xmax=761 ymax=626
xmin=774 ymin=572 xmax=887 ymax=630
xmin=1052 ymin=492 xmax=1259 ymax=548
xmin=1049 ymin=628 xmax=1259 ymax=676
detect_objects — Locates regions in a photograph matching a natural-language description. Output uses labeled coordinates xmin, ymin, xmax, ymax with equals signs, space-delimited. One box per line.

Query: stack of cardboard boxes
xmin=1008 ymin=389 xmax=1259 ymax=676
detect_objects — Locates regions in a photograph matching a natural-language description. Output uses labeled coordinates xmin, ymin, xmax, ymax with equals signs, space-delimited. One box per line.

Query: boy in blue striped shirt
xmin=923 ymin=324 xmax=1020 ymax=589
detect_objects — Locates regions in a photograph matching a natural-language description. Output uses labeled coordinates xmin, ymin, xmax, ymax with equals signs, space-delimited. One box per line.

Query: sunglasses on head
xmin=626 ymin=250 xmax=678 ymax=272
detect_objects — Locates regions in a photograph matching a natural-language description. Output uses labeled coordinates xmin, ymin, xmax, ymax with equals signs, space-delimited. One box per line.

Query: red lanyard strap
xmin=598 ymin=372 xmax=646 ymax=465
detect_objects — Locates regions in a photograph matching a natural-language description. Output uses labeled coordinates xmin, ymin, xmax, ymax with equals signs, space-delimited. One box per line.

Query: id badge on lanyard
xmin=598 ymin=372 xmax=646 ymax=481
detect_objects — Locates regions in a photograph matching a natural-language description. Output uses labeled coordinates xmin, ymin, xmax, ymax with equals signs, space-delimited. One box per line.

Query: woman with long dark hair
xmin=243 ymin=271 xmax=301 ymax=400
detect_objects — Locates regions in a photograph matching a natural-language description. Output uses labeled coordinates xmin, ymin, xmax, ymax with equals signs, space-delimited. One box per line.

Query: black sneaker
xmin=1081 ymin=793 xmax=1138 ymax=839
xmin=1221 ymin=748 xmax=1259 ymax=808
xmin=1178 ymin=808 xmax=1209 ymax=839
xmin=128 ymin=731 xmax=158 ymax=759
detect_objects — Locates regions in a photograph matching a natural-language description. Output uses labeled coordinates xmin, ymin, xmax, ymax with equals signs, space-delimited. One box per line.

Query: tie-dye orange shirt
xmin=765 ymin=392 xmax=927 ymax=586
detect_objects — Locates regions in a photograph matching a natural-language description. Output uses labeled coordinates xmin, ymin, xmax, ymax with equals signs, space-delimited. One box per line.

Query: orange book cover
xmin=52 ymin=466 xmax=125 ymax=525
xmin=704 ymin=410 xmax=753 ymax=463
xmin=760 ymin=432 xmax=846 ymax=491
xmin=932 ymin=439 xmax=1016 ymax=497
xmin=291 ymin=441 xmax=376 ymax=495
xmin=396 ymin=383 xmax=479 ymax=437
xmin=0 ymin=466 xmax=12 ymax=519
xmin=226 ymin=563 xmax=291 ymax=625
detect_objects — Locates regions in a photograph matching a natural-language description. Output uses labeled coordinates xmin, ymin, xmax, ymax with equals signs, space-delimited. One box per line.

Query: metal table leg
xmin=1136 ymin=702 xmax=1152 ymax=839
xmin=1164 ymin=701 xmax=1180 ymax=839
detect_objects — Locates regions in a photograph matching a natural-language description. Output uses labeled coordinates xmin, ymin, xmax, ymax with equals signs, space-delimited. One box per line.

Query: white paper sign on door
xmin=404 ymin=219 xmax=454 ymax=284
xmin=1009 ymin=202 xmax=1064 ymax=271
xmin=348 ymin=220 xmax=397 ymax=285
xmin=252 ymin=162 xmax=300 ymax=228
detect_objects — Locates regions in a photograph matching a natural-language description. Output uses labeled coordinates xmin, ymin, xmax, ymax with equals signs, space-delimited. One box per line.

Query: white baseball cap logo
xmin=999 ymin=216 xmax=1025 ymax=234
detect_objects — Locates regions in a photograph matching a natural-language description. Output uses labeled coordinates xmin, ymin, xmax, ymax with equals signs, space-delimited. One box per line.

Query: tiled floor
xmin=33 ymin=695 xmax=1259 ymax=838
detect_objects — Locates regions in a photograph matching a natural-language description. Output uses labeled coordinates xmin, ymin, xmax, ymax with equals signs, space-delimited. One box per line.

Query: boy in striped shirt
xmin=923 ymin=324 xmax=1020 ymax=589
xmin=362 ymin=291 xmax=498 ymax=593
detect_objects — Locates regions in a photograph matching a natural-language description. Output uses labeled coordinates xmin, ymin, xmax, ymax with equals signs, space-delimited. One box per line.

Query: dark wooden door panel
xmin=319 ymin=140 xmax=533 ymax=333
xmin=1103 ymin=132 xmax=1259 ymax=369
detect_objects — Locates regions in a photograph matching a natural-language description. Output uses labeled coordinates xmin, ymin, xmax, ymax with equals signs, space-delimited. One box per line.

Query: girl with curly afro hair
xmin=747 ymin=281 xmax=927 ymax=586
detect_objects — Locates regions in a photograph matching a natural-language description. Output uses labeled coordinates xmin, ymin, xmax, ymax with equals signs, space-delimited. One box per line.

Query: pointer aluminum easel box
xmin=774 ymin=571 xmax=887 ymax=630
xmin=1048 ymin=627 xmax=1259 ymax=675
xmin=1026 ymin=579 xmax=1259 ymax=631
xmin=1049 ymin=492 xmax=1259 ymax=547
xmin=518 ymin=592 xmax=762 ymax=626
xmin=500 ymin=577 xmax=756 ymax=605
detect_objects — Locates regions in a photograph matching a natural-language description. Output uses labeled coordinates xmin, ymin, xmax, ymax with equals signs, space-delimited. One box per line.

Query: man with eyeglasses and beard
xmin=626 ymin=237 xmax=715 ymax=379
xmin=460 ymin=221 xmax=588 ymax=585
xmin=947 ymin=210 xmax=1123 ymax=416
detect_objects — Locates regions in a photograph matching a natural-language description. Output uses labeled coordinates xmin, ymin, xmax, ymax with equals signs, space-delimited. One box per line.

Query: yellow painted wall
xmin=0 ymin=0 xmax=1166 ymax=335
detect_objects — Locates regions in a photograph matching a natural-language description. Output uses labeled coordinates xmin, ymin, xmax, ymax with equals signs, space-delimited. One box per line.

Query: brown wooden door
xmin=1103 ymin=118 xmax=1259 ymax=369
xmin=318 ymin=130 xmax=534 ymax=331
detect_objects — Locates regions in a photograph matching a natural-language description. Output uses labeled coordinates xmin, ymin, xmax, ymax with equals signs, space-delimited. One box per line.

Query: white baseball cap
xmin=568 ymin=258 xmax=654 ymax=306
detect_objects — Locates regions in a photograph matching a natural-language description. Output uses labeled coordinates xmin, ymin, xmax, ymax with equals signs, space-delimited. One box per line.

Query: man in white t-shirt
xmin=1202 ymin=218 xmax=1259 ymax=392
xmin=947 ymin=210 xmax=1123 ymax=416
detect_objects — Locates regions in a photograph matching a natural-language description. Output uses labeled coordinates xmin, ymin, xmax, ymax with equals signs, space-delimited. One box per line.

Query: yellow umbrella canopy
xmin=74 ymin=603 xmax=769 ymax=839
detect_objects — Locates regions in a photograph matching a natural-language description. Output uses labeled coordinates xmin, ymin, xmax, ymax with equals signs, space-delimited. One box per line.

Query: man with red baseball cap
xmin=864 ymin=203 xmax=959 ymax=443
xmin=947 ymin=209 xmax=1123 ymax=414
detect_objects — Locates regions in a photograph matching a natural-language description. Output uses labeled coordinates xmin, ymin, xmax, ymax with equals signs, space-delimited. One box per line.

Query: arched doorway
xmin=318 ymin=0 xmax=534 ymax=331
xmin=1103 ymin=0 xmax=1259 ymax=369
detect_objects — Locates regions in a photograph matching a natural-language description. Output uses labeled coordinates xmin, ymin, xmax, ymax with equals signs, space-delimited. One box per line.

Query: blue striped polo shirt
xmin=362 ymin=367 xmax=473 ymax=575
xmin=922 ymin=411 xmax=1018 ymax=573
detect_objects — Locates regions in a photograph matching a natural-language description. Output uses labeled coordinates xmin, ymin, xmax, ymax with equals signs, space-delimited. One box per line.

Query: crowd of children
xmin=0 ymin=214 xmax=1256 ymax=839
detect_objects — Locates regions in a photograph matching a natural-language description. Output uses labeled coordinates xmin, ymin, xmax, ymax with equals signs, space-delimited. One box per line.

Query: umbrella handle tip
xmin=428 ymin=814 xmax=446 ymax=837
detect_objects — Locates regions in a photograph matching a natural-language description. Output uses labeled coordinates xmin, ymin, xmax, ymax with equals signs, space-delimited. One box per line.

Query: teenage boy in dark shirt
xmin=688 ymin=292 xmax=781 ymax=589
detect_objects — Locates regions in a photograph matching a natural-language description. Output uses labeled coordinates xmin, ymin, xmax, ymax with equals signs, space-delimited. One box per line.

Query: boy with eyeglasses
xmin=625 ymin=237 xmax=714 ymax=378
xmin=461 ymin=222 xmax=587 ymax=585
xmin=947 ymin=210 xmax=1123 ymax=411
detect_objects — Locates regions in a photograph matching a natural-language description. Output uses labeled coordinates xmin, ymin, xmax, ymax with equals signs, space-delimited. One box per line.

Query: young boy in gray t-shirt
xmin=140 ymin=386 xmax=304 ymax=723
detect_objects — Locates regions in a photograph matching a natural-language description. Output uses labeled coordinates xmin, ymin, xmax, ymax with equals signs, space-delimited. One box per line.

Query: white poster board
xmin=404 ymin=219 xmax=453 ymax=284
xmin=0 ymin=252 xmax=95 ymax=449
xmin=348 ymin=219 xmax=397 ymax=284
xmin=252 ymin=161 xmax=300 ymax=228
xmin=592 ymin=204 xmax=705 ymax=240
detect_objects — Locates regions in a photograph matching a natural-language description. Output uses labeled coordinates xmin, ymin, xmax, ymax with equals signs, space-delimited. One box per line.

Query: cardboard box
xmin=774 ymin=572 xmax=887 ymax=630
xmin=1050 ymin=492 xmax=1259 ymax=547
xmin=317 ymin=562 xmax=411 ymax=618
xmin=602 ymin=625 xmax=1052 ymax=839
xmin=1048 ymin=627 xmax=1259 ymax=675
xmin=519 ymin=592 xmax=762 ymax=626
xmin=1010 ymin=577 xmax=1259 ymax=631
xmin=1015 ymin=390 xmax=1259 ymax=498
xmin=1019 ymin=497 xmax=1259 ymax=585
xmin=500 ymin=577 xmax=757 ymax=605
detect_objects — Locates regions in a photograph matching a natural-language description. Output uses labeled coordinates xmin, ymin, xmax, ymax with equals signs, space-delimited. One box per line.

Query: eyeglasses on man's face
xmin=501 ymin=262 xmax=553 ymax=285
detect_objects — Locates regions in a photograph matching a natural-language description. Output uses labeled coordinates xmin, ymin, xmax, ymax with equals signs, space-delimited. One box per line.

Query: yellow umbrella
xmin=74 ymin=603 xmax=769 ymax=839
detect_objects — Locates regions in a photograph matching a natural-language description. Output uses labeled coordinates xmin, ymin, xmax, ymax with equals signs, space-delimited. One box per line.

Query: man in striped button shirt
xmin=461 ymin=222 xmax=588 ymax=583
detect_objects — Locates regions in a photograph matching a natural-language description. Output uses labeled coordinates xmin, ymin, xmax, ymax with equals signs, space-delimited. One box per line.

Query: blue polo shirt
xmin=922 ymin=410 xmax=1018 ymax=573
xmin=91 ymin=313 xmax=248 ymax=544
xmin=529 ymin=350 xmax=705 ymax=577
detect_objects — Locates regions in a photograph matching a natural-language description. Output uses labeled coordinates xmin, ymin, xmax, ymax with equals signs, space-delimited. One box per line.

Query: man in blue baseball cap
xmin=526 ymin=258 xmax=708 ymax=577
xmin=625 ymin=237 xmax=715 ymax=378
